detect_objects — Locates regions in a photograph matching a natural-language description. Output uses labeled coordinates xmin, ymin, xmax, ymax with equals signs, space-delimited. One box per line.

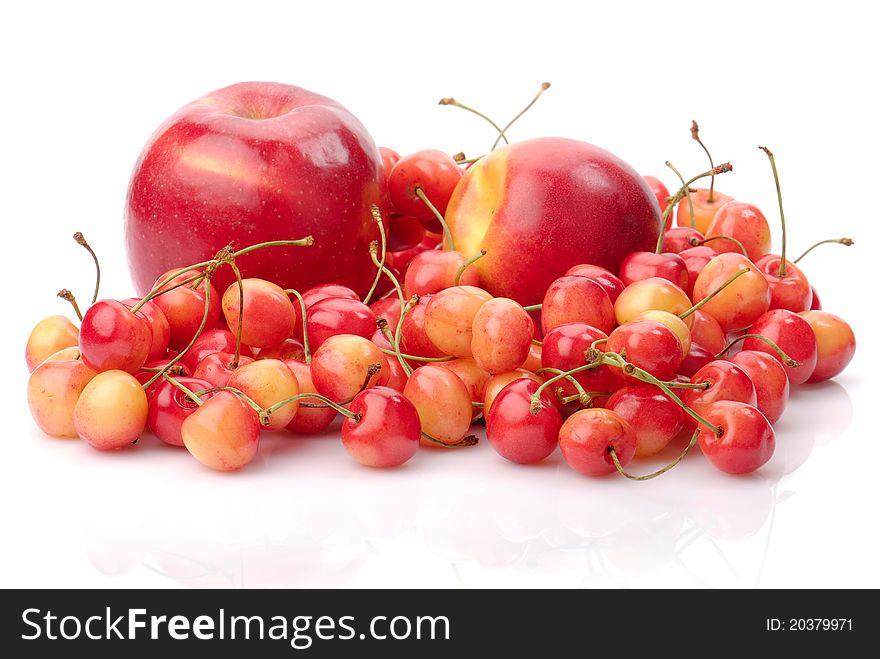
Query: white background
xmin=2 ymin=0 xmax=877 ymax=588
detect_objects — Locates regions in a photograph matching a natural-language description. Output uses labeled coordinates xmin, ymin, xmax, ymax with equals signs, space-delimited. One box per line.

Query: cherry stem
xmin=664 ymin=160 xmax=697 ymax=236
xmin=376 ymin=319 xmax=453 ymax=363
xmin=679 ymin=267 xmax=749 ymax=319
xmin=226 ymin=261 xmax=245 ymax=369
xmin=689 ymin=235 xmax=748 ymax=257
xmin=161 ymin=373 xmax=205 ymax=406
xmin=414 ymin=187 xmax=454 ymax=251
xmin=490 ymin=82 xmax=552 ymax=151
xmin=285 ymin=289 xmax=311 ymax=364
xmin=454 ymin=249 xmax=486 ymax=285
xmin=260 ymin=392 xmax=358 ymax=426
xmin=664 ymin=381 xmax=711 ymax=390
xmin=610 ymin=429 xmax=699 ymax=481
xmin=531 ymin=362 xmax=603 ymax=413
xmin=73 ymin=232 xmax=101 ymax=304
xmin=363 ymin=205 xmax=387 ymax=305
xmin=523 ymin=303 xmax=542 ymax=313
xmin=57 ymin=288 xmax=83 ymax=321
xmin=231 ymin=236 xmax=314 ymax=258
xmin=421 ymin=432 xmax=479 ymax=448
xmin=143 ymin=281 xmax=212 ymax=390
xmin=393 ymin=296 xmax=419 ymax=377
xmin=759 ymin=146 xmax=787 ymax=277
xmin=715 ymin=333 xmax=800 ymax=368
xmin=691 ymin=121 xmax=715 ymax=202
xmin=438 ymin=97 xmax=509 ymax=146
xmin=793 ymin=237 xmax=854 ymax=264
xmin=369 ymin=242 xmax=406 ymax=310
xmin=130 ymin=263 xmax=212 ymax=314
xmin=192 ymin=385 xmax=263 ymax=414
xmin=456 ymin=156 xmax=483 ymax=165
xmin=535 ymin=366 xmax=592 ymax=403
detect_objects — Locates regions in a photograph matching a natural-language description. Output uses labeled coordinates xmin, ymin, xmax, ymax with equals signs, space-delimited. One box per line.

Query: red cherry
xmin=136 ymin=359 xmax=191 ymax=395
xmin=606 ymin=385 xmax=685 ymax=458
xmin=147 ymin=377 xmax=214 ymax=447
xmin=403 ymin=250 xmax=479 ymax=298
xmin=742 ymin=309 xmax=818 ymax=385
xmin=486 ymin=379 xmax=561 ymax=464
xmin=387 ymin=149 xmax=463 ymax=228
xmin=678 ymin=245 xmax=719 ymax=295
xmin=662 ymin=227 xmax=704 ymax=254
xmin=809 ymin=285 xmax=822 ymax=310
xmin=681 ymin=360 xmax=757 ymax=425
xmin=306 ymin=297 xmax=376 ymax=350
xmin=606 ymin=320 xmax=683 ymax=381
xmin=558 ymin=408 xmax=637 ymax=477
xmin=370 ymin=296 xmax=402 ymax=331
xmin=730 ymin=350 xmax=790 ymax=424
xmin=378 ymin=147 xmax=401 ymax=180
xmin=677 ymin=342 xmax=716 ymax=378
xmin=284 ymin=360 xmax=337 ymax=434
xmin=192 ymin=351 xmax=254 ymax=388
xmin=341 ymin=387 xmax=421 ymax=468
xmin=180 ymin=328 xmax=253 ymax=373
xmin=696 ymin=401 xmax=775 ymax=475
xmin=79 ymin=299 xmax=152 ymax=373
xmin=688 ymin=310 xmax=726 ymax=355
xmin=753 ymin=254 xmax=812 ymax=312
xmin=121 ymin=298 xmax=170 ymax=363
xmin=150 ymin=268 xmax=221 ymax=350
xmin=385 ymin=214 xmax=426 ymax=252
xmin=564 ymin=264 xmax=625 ymax=303
xmin=293 ymin=284 xmax=360 ymax=339
xmin=541 ymin=276 xmax=614 ymax=335
xmin=643 ymin=175 xmax=671 ymax=226
xmin=618 ymin=251 xmax=689 ymax=290
xmin=541 ymin=323 xmax=616 ymax=398
xmin=385 ymin=235 xmax=441 ymax=275
xmin=221 ymin=278 xmax=296 ymax=349
xmin=705 ymin=201 xmax=772 ymax=261
xmin=255 ymin=337 xmax=305 ymax=362
xmin=400 ymin=295 xmax=446 ymax=359
xmin=181 ymin=391 xmax=261 ymax=471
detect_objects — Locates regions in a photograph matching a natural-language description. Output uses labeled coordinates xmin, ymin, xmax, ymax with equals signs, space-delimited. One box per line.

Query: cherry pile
xmin=25 ymin=111 xmax=856 ymax=479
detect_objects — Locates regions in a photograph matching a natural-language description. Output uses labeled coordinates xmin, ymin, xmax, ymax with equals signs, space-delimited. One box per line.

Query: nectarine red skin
xmin=125 ymin=82 xmax=385 ymax=297
xmin=446 ymin=137 xmax=661 ymax=306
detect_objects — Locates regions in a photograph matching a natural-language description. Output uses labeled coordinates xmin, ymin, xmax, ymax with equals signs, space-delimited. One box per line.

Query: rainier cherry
xmin=221 ymin=278 xmax=295 ymax=349
xmin=797 ymin=311 xmax=855 ymax=382
xmin=74 ymin=370 xmax=149 ymax=450
xmin=691 ymin=253 xmax=770 ymax=332
xmin=614 ymin=277 xmax=691 ymax=325
xmin=79 ymin=300 xmax=152 ymax=374
xmin=181 ymin=392 xmax=260 ymax=471
xmin=424 ymin=286 xmax=493 ymax=358
xmin=149 ymin=268 xmax=220 ymax=349
xmin=121 ymin=298 xmax=170 ymax=363
xmin=696 ymin=401 xmax=775 ymax=475
xmin=606 ymin=385 xmax=685 ymax=458
xmin=678 ymin=245 xmax=719 ymax=294
xmin=470 ymin=297 xmax=533 ymax=373
xmin=227 ymin=359 xmax=301 ymax=431
xmin=564 ymin=264 xmax=625 ymax=302
xmin=400 ymin=296 xmax=446 ymax=359
xmin=25 ymin=315 xmax=79 ymax=372
xmin=436 ymin=359 xmax=491 ymax=414
xmin=676 ymin=121 xmax=733 ymax=232
xmin=341 ymin=386 xmax=421 ymax=468
xmin=705 ymin=201 xmax=771 ymax=261
xmin=606 ymin=320 xmax=683 ymax=381
xmin=688 ymin=310 xmax=725 ymax=355
xmin=558 ymin=408 xmax=637 ymax=477
xmin=181 ymin=328 xmax=253 ymax=374
xmin=542 ymin=275 xmax=615 ymax=334
xmin=27 ymin=347 xmax=98 ymax=438
xmin=403 ymin=364 xmax=473 ymax=447
xmin=742 ymin=309 xmax=818 ymax=385
xmin=310 ymin=334 xmax=389 ymax=402
xmin=486 ymin=379 xmax=561 ymax=464
xmin=483 ymin=369 xmax=543 ymax=417
xmin=618 ymin=251 xmax=689 ymax=291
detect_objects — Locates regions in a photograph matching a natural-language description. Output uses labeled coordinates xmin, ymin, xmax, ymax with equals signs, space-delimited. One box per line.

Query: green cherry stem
xmin=130 ymin=263 xmax=212 ymax=314
xmin=392 ymin=296 xmax=420 ymax=377
xmin=377 ymin=319 xmax=453 ymax=363
xmin=438 ymin=97 xmax=509 ymax=146
xmin=363 ymin=205 xmax=388 ymax=305
xmin=73 ymin=232 xmax=101 ymax=304
xmin=192 ymin=385 xmax=263 ymax=414
xmin=610 ymin=429 xmax=699 ymax=481
xmin=664 ymin=381 xmax=711 ymax=390
xmin=531 ymin=362 xmax=603 ymax=413
xmin=421 ymin=432 xmax=478 ymax=448
xmin=285 ymin=289 xmax=311 ymax=364
xmin=523 ymin=303 xmax=542 ymax=313
xmin=414 ymin=187 xmax=454 ymax=251
xmin=664 ymin=160 xmax=697 ymax=236
xmin=715 ymin=333 xmax=800 ymax=367
xmin=535 ymin=367 xmax=593 ymax=403
xmin=794 ymin=237 xmax=854 ymax=264
xmin=231 ymin=236 xmax=314 ymax=259
xmin=691 ymin=121 xmax=715 ymax=202
xmin=260 ymin=392 xmax=358 ymax=427
xmin=370 ymin=241 xmax=406 ymax=309
xmin=57 ymin=289 xmax=83 ymax=321
xmin=162 ymin=373 xmax=205 ymax=406
xmin=454 ymin=249 xmax=486 ymax=285
xmin=490 ymin=82 xmax=552 ymax=151
xmin=759 ymin=146 xmax=788 ymax=277
xmin=689 ymin=235 xmax=748 ymax=257
xmin=679 ymin=267 xmax=750 ymax=320
xmin=226 ymin=260 xmax=245 ymax=369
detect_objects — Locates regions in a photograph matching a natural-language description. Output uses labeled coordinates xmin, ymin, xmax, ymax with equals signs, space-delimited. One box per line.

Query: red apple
xmin=445 ymin=138 xmax=661 ymax=305
xmin=125 ymin=81 xmax=385 ymax=296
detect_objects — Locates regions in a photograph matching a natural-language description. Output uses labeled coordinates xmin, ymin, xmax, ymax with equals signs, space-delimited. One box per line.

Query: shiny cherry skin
xmin=306 ymin=296 xmax=376 ymax=351
xmin=25 ymin=315 xmax=80 ymax=372
xmin=677 ymin=342 xmax=716 ymax=378
xmin=284 ymin=360 xmax=337 ymax=434
xmin=542 ymin=275 xmax=615 ymax=334
xmin=559 ymin=408 xmax=637 ymax=477
xmin=121 ymin=298 xmax=170 ymax=363
xmin=564 ymin=264 xmax=625 ymax=303
xmin=180 ymin=328 xmax=253 ymax=373
xmin=436 ymin=358 xmax=491 ymax=414
xmin=662 ymin=227 xmax=704 ymax=254
xmin=74 ymin=370 xmax=149 ymax=450
xmin=483 ymin=369 xmax=544 ymax=418
xmin=79 ymin=299 xmax=152 ymax=374
xmin=370 ymin=296 xmax=403 ymax=332
xmin=27 ymin=347 xmax=98 ymax=438
xmin=632 ymin=309 xmax=691 ymax=359
xmin=471 ymin=297 xmax=533 ymax=373
xmin=541 ymin=322 xmax=617 ymax=398
xmin=192 ymin=351 xmax=254 ymax=387
xmin=150 ymin=268 xmax=221 ymax=350
xmin=386 ymin=214 xmax=426 ymax=252
xmin=643 ymin=175 xmax=671 ymax=225
xmin=809 ymin=285 xmax=822 ymax=310
xmin=606 ymin=385 xmax=685 ymax=458
xmin=378 ymin=146 xmax=401 ymax=180
xmin=486 ymin=379 xmax=561 ymax=464
xmin=682 ymin=360 xmax=757 ymax=426
xmin=221 ymin=278 xmax=295 ymax=349
xmin=697 ymin=401 xmax=775 ymax=475
xmin=256 ymin=337 xmax=305 ymax=362
xmin=227 ymin=358 xmax=301 ymax=431
xmin=292 ymin=283 xmax=360 ymax=337
xmin=798 ymin=311 xmax=856 ymax=382
xmin=688 ymin=310 xmax=726 ymax=355
xmin=310 ymin=334 xmax=389 ymax=402
xmin=385 ymin=234 xmax=441 ymax=275
xmin=754 ymin=254 xmax=812 ymax=312
xmin=387 ymin=149 xmax=463 ymax=228
xmin=678 ymin=245 xmax=719 ymax=295
xmin=147 ymin=376 xmax=214 ymax=447
xmin=676 ymin=188 xmax=733 ymax=233
xmin=742 ymin=309 xmax=818 ymax=385
xmin=618 ymin=251 xmax=689 ymax=290
xmin=181 ymin=392 xmax=261 ymax=471
xmin=606 ymin=320 xmax=683 ymax=381
xmin=692 ymin=253 xmax=770 ymax=332
xmin=730 ymin=350 xmax=790 ymax=424
xmin=403 ymin=250 xmax=479 ymax=298
xmin=136 ymin=360 xmax=190 ymax=395
xmin=400 ymin=295 xmax=446 ymax=359
xmin=424 ymin=286 xmax=493 ymax=358
xmin=403 ymin=364 xmax=473 ymax=447
xmin=614 ymin=277 xmax=692 ymax=325
xmin=705 ymin=201 xmax=772 ymax=261
xmin=341 ymin=387 xmax=421 ymax=468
